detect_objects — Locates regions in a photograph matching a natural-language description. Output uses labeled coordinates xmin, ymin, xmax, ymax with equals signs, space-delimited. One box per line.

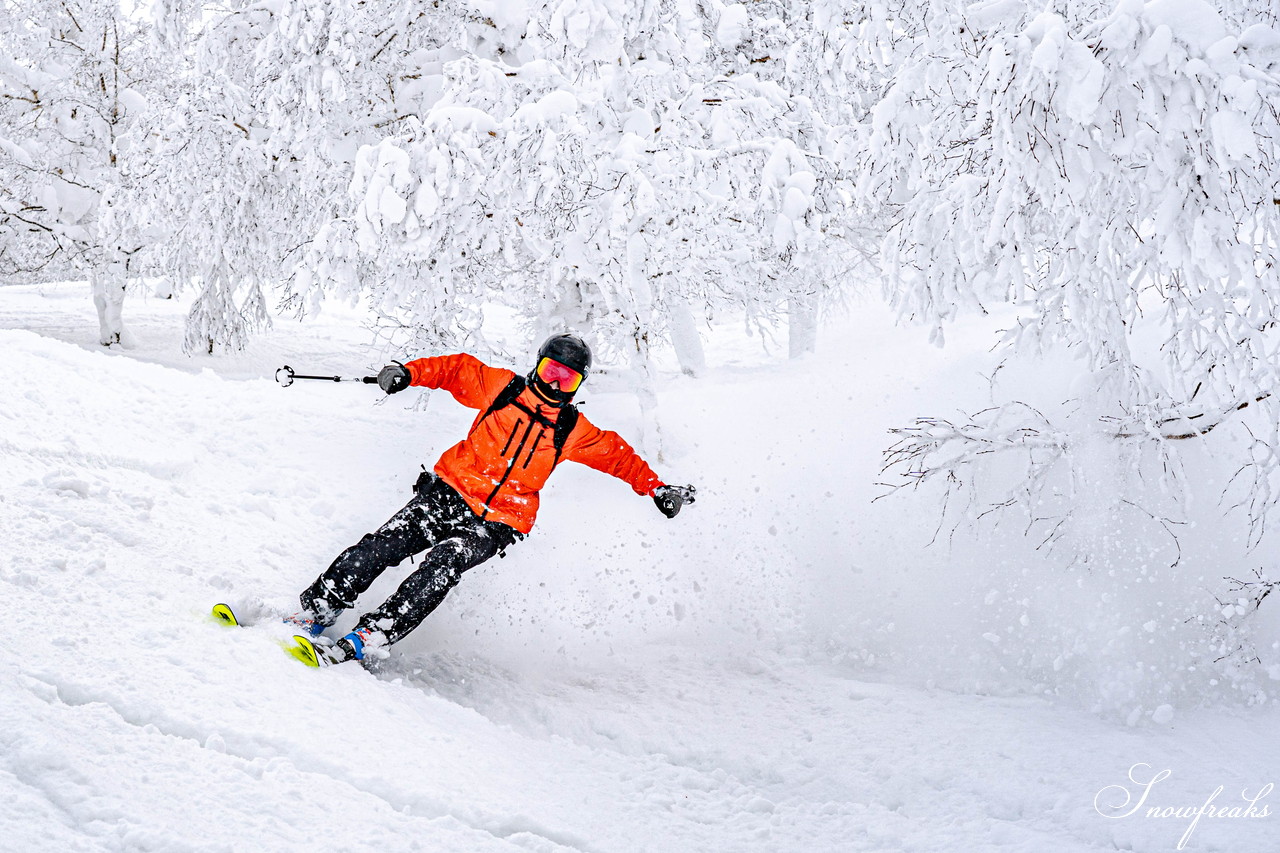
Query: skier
xmin=288 ymin=333 xmax=696 ymax=666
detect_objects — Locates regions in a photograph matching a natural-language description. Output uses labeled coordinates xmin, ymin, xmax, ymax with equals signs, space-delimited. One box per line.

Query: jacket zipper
xmin=483 ymin=418 xmax=538 ymax=518
xmin=499 ymin=418 xmax=523 ymax=456
xmin=522 ymin=430 xmax=544 ymax=468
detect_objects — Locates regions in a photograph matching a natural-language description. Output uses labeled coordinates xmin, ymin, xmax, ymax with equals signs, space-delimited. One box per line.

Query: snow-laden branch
xmin=869 ymin=1 xmax=1280 ymax=567
xmin=861 ymin=1 xmax=1280 ymax=385
xmin=882 ymin=389 xmax=1272 ymax=498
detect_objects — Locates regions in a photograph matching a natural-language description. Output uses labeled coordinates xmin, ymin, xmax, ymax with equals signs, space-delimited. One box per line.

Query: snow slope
xmin=0 ymin=283 xmax=1277 ymax=852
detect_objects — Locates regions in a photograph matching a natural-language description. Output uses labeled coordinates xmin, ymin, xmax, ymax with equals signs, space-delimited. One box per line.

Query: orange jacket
xmin=406 ymin=354 xmax=664 ymax=534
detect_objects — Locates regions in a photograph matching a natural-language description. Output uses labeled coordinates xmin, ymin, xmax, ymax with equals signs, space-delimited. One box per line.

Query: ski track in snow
xmin=1 ymin=284 xmax=1277 ymax=853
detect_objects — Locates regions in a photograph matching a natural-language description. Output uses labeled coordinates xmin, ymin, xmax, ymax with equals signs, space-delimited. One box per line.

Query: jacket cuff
xmin=404 ymin=358 xmax=427 ymax=387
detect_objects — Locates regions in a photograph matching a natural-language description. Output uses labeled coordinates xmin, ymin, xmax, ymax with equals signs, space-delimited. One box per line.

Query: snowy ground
xmin=1 ymin=282 xmax=1277 ymax=852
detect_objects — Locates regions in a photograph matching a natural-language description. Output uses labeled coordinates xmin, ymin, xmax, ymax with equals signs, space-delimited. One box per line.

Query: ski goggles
xmin=536 ymin=357 xmax=584 ymax=393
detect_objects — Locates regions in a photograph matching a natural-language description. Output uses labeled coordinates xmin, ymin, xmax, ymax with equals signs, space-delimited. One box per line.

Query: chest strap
xmin=476 ymin=375 xmax=580 ymax=462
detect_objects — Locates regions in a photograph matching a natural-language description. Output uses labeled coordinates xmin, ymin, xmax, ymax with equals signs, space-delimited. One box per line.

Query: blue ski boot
xmin=287 ymin=626 xmax=381 ymax=668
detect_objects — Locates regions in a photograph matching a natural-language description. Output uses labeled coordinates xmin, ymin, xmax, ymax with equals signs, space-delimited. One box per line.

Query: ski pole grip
xmin=362 ymin=376 xmax=378 ymax=384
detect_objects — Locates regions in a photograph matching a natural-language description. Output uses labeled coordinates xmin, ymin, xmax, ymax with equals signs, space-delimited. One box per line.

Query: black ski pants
xmin=300 ymin=475 xmax=519 ymax=645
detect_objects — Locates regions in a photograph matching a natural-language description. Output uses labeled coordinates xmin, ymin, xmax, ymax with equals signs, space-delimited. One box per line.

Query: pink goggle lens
xmin=536 ymin=358 xmax=583 ymax=392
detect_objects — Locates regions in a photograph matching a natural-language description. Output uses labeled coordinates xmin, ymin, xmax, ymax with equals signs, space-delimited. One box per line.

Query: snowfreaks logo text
xmin=1094 ymin=763 xmax=1273 ymax=850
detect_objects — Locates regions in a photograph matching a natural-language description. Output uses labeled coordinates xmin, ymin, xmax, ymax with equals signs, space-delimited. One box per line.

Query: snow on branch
xmin=880 ymin=406 xmax=1063 ymax=495
xmin=860 ymin=0 xmax=1280 ymax=390
xmin=880 ymin=380 xmax=1280 ymax=566
xmin=867 ymin=0 xmax=1280 ymax=562
xmin=1111 ymin=393 xmax=1273 ymax=440
xmin=878 ymin=402 xmax=1074 ymax=547
xmin=881 ymin=390 xmax=1272 ymax=498
xmin=285 ymin=2 xmax=874 ymax=370
xmin=1197 ymin=569 xmax=1279 ymax=685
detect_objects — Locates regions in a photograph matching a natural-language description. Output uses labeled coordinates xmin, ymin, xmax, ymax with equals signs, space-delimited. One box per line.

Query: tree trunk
xmin=91 ymin=255 xmax=129 ymax=347
xmin=669 ymin=294 xmax=706 ymax=377
xmin=788 ymin=292 xmax=818 ymax=358
xmin=625 ymin=232 xmax=664 ymax=462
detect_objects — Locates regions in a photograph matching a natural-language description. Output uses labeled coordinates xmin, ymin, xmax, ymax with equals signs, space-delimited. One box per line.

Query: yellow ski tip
xmin=284 ymin=635 xmax=323 ymax=667
xmin=211 ymin=603 xmax=239 ymax=627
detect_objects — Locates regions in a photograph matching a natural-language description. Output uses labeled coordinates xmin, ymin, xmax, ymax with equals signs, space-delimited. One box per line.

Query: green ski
xmin=210 ymin=603 xmax=325 ymax=666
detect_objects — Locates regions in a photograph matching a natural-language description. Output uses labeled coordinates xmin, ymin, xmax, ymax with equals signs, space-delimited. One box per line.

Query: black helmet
xmin=537 ymin=333 xmax=592 ymax=375
xmin=529 ymin=333 xmax=591 ymax=405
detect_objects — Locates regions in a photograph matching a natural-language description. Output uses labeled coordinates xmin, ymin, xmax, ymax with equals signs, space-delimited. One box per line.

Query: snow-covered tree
xmin=118 ymin=0 xmax=468 ymax=353
xmin=0 ymin=0 xmax=155 ymax=345
xmin=297 ymin=0 xmax=873 ymax=376
xmin=869 ymin=0 xmax=1280 ymax=551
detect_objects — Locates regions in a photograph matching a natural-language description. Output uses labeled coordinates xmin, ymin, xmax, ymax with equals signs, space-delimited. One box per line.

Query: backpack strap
xmin=477 ymin=375 xmax=526 ymax=424
xmin=476 ymin=374 xmax=580 ymax=462
xmin=550 ymin=403 xmax=579 ymax=462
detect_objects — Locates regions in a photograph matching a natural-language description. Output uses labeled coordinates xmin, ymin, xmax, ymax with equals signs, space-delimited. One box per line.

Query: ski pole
xmin=275 ymin=365 xmax=378 ymax=387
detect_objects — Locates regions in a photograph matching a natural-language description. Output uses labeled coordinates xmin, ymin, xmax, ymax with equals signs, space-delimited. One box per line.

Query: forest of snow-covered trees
xmin=7 ymin=0 xmax=1267 ymax=363
xmin=4 ymin=0 xmax=1280 ymax=692
xmin=2 ymin=0 xmax=881 ymax=365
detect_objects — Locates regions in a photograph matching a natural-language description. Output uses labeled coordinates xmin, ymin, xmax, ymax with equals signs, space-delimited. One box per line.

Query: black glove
xmin=653 ymin=484 xmax=696 ymax=518
xmin=377 ymin=362 xmax=411 ymax=394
